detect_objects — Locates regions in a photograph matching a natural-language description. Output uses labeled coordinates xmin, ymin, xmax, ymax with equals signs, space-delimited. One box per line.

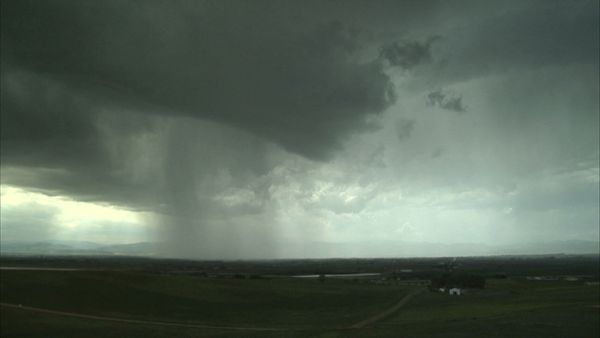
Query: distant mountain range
xmin=1 ymin=240 xmax=598 ymax=258
xmin=278 ymin=239 xmax=600 ymax=258
xmin=0 ymin=241 xmax=159 ymax=256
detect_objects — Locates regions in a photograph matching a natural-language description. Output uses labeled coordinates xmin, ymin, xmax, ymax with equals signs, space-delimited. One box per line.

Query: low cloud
xmin=2 ymin=1 xmax=397 ymax=162
xmin=380 ymin=37 xmax=439 ymax=70
xmin=396 ymin=118 xmax=416 ymax=141
xmin=0 ymin=0 xmax=597 ymax=258
xmin=427 ymin=89 xmax=467 ymax=113
xmin=423 ymin=1 xmax=599 ymax=84
xmin=0 ymin=0 xmax=400 ymax=221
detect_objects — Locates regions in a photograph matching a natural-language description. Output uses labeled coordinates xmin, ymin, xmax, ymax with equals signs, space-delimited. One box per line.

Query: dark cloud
xmin=0 ymin=70 xmax=102 ymax=168
xmin=395 ymin=118 xmax=416 ymax=140
xmin=0 ymin=0 xmax=404 ymax=230
xmin=0 ymin=66 xmax=163 ymax=209
xmin=427 ymin=0 xmax=599 ymax=84
xmin=380 ymin=37 xmax=439 ymax=69
xmin=1 ymin=0 xmax=597 ymax=257
xmin=427 ymin=89 xmax=466 ymax=113
xmin=431 ymin=147 xmax=444 ymax=158
xmin=1 ymin=0 xmax=396 ymax=162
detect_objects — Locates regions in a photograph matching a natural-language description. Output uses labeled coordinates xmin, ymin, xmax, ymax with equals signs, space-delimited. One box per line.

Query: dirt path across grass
xmin=348 ymin=288 xmax=425 ymax=328
xmin=0 ymin=303 xmax=287 ymax=332
xmin=1 ymin=288 xmax=423 ymax=331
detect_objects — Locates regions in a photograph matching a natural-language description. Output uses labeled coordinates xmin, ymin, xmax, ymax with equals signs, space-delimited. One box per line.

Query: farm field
xmin=362 ymin=279 xmax=600 ymax=337
xmin=0 ymin=270 xmax=408 ymax=330
xmin=1 ymin=256 xmax=598 ymax=337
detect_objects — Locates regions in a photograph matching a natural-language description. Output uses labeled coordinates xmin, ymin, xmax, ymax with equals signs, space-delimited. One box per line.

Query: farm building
xmin=449 ymin=288 xmax=462 ymax=295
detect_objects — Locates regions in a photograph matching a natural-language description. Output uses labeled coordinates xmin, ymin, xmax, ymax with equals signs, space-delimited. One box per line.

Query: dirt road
xmin=2 ymin=288 xmax=423 ymax=331
xmin=0 ymin=303 xmax=285 ymax=331
xmin=348 ymin=288 xmax=425 ymax=328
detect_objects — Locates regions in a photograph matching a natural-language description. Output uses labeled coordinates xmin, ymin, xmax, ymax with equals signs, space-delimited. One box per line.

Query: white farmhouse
xmin=449 ymin=288 xmax=461 ymax=295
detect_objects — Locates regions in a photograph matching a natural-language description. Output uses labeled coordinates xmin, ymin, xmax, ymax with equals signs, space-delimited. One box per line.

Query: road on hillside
xmin=1 ymin=288 xmax=423 ymax=331
xmin=348 ymin=288 xmax=425 ymax=328
xmin=0 ymin=303 xmax=286 ymax=332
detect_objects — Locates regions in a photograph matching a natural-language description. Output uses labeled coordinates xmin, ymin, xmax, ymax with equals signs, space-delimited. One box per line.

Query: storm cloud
xmin=2 ymin=0 xmax=396 ymax=161
xmin=427 ymin=89 xmax=467 ymax=113
xmin=395 ymin=118 xmax=416 ymax=140
xmin=380 ymin=37 xmax=439 ymax=70
xmin=1 ymin=0 xmax=598 ymax=258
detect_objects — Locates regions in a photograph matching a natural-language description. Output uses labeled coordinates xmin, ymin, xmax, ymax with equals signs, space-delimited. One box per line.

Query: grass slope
xmin=0 ymin=270 xmax=406 ymax=329
xmin=1 ymin=271 xmax=598 ymax=337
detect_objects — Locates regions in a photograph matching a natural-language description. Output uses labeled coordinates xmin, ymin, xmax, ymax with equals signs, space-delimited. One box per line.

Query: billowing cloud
xmin=1 ymin=0 xmax=598 ymax=258
xmin=427 ymin=89 xmax=466 ymax=113
xmin=395 ymin=118 xmax=416 ymax=140
xmin=421 ymin=0 xmax=599 ymax=84
xmin=0 ymin=0 xmax=401 ymax=228
xmin=1 ymin=0 xmax=396 ymax=162
xmin=380 ymin=37 xmax=439 ymax=69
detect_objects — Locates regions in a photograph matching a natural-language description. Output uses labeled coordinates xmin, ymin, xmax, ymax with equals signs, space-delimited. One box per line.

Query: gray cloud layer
xmin=380 ymin=37 xmax=439 ymax=69
xmin=1 ymin=0 xmax=408 ymax=220
xmin=427 ymin=89 xmax=466 ymax=113
xmin=1 ymin=0 xmax=598 ymax=258
xmin=2 ymin=0 xmax=396 ymax=161
xmin=421 ymin=0 xmax=599 ymax=84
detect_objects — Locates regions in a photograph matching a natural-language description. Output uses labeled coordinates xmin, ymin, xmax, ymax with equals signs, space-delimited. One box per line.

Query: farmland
xmin=1 ymin=255 xmax=598 ymax=337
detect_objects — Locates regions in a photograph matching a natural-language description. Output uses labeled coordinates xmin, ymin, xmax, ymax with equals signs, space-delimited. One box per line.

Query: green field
xmin=358 ymin=279 xmax=600 ymax=338
xmin=1 ymin=269 xmax=598 ymax=337
xmin=0 ymin=270 xmax=408 ymax=333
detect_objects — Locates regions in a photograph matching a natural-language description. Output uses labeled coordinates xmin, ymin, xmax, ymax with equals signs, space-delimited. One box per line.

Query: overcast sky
xmin=1 ymin=0 xmax=598 ymax=258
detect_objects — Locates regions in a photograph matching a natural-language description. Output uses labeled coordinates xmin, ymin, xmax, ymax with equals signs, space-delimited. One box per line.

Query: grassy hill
xmin=0 ymin=270 xmax=407 ymax=330
xmin=1 ymin=256 xmax=598 ymax=337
